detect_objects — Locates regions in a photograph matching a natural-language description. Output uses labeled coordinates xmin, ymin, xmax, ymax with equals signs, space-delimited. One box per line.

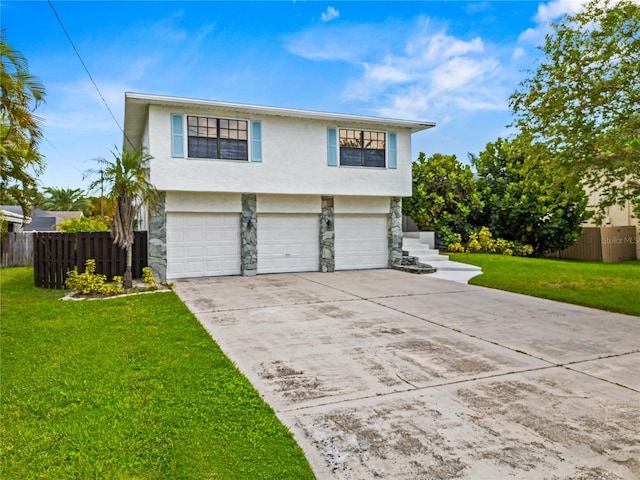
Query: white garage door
xmin=166 ymin=213 xmax=241 ymax=279
xmin=257 ymin=214 xmax=319 ymax=274
xmin=335 ymin=215 xmax=388 ymax=270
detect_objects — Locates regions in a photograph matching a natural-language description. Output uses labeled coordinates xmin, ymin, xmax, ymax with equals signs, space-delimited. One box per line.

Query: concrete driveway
xmin=173 ymin=269 xmax=640 ymax=480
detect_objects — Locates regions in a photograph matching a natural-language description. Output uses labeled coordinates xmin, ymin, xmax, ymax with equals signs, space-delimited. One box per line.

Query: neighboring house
xmin=0 ymin=206 xmax=83 ymax=232
xmin=1 ymin=208 xmax=30 ymax=232
xmin=123 ymin=92 xmax=435 ymax=280
xmin=585 ymin=191 xmax=639 ymax=258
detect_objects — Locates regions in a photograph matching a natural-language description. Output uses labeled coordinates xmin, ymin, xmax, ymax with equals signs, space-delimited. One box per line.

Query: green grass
xmin=449 ymin=254 xmax=640 ymax=316
xmin=0 ymin=268 xmax=314 ymax=479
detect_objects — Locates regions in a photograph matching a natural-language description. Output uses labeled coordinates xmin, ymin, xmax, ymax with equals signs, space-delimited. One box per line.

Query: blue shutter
xmin=388 ymin=132 xmax=397 ymax=169
xmin=171 ymin=114 xmax=184 ymax=158
xmin=250 ymin=120 xmax=262 ymax=162
xmin=327 ymin=127 xmax=338 ymax=166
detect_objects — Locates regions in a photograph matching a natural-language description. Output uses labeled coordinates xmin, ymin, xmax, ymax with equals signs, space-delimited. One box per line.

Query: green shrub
xmin=66 ymin=259 xmax=124 ymax=295
xmin=57 ymin=216 xmax=110 ymax=233
xmin=448 ymin=227 xmax=533 ymax=257
xmin=142 ymin=267 xmax=156 ymax=288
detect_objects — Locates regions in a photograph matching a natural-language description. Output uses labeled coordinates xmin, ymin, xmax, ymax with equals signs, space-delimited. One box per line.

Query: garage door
xmin=335 ymin=215 xmax=388 ymax=270
xmin=166 ymin=213 xmax=241 ymax=279
xmin=257 ymin=215 xmax=319 ymax=274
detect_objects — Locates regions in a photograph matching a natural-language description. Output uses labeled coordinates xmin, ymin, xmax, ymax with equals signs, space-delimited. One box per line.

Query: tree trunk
xmin=123 ymin=244 xmax=133 ymax=289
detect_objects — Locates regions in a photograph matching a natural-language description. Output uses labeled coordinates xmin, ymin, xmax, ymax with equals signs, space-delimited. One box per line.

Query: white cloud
xmin=519 ymin=0 xmax=589 ymax=44
xmin=325 ymin=20 xmax=507 ymax=121
xmin=42 ymin=79 xmax=131 ymax=132
xmin=321 ymin=6 xmax=339 ymax=23
xmin=511 ymin=47 xmax=526 ymax=61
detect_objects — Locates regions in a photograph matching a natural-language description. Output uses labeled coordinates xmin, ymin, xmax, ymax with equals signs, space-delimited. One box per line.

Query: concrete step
xmin=426 ymin=258 xmax=482 ymax=272
xmin=403 ymin=235 xmax=482 ymax=283
xmin=392 ymin=264 xmax=437 ymax=275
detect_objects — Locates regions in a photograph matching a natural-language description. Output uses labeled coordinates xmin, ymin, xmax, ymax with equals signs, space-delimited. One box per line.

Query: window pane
xmin=363 ymin=148 xmax=385 ymax=168
xmin=220 ymin=138 xmax=248 ymax=160
xmin=220 ymin=119 xmax=229 ymax=129
xmin=340 ymin=147 xmax=362 ymax=166
xmin=188 ymin=137 xmax=217 ymax=158
xmin=340 ymin=129 xmax=361 ymax=148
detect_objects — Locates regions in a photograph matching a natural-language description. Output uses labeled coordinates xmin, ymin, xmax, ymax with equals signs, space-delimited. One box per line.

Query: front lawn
xmin=0 ymin=268 xmax=314 ymax=479
xmin=449 ymin=254 xmax=640 ymax=316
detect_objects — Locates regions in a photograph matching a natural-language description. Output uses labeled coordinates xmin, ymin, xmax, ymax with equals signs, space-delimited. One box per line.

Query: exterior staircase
xmin=402 ymin=233 xmax=482 ymax=284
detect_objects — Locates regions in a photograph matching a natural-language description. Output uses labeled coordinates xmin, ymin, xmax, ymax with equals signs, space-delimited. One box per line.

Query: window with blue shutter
xmin=171 ymin=114 xmax=184 ymax=158
xmin=327 ymin=127 xmax=338 ymax=166
xmin=250 ymin=120 xmax=262 ymax=162
xmin=388 ymin=132 xmax=397 ymax=169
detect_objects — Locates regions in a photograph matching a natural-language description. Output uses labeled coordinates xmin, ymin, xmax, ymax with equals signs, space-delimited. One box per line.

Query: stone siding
xmin=388 ymin=196 xmax=403 ymax=267
xmin=241 ymin=193 xmax=258 ymax=276
xmin=148 ymin=192 xmax=167 ymax=281
xmin=320 ymin=196 xmax=335 ymax=272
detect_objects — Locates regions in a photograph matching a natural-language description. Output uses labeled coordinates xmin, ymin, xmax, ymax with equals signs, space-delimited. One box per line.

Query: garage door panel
xmin=335 ymin=215 xmax=388 ymax=270
xmin=257 ymin=215 xmax=319 ymax=274
xmin=167 ymin=213 xmax=241 ymax=279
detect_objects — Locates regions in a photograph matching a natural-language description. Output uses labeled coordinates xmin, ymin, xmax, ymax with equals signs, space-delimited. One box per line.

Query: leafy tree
xmin=403 ymin=152 xmax=482 ymax=245
xmin=56 ymin=215 xmax=110 ymax=233
xmin=41 ymin=187 xmax=87 ymax=212
xmin=0 ymin=34 xmax=46 ymax=218
xmin=471 ymin=138 xmax=588 ymax=255
xmin=86 ymin=147 xmax=159 ymax=288
xmin=510 ymin=0 xmax=640 ymax=221
xmin=86 ymin=195 xmax=117 ymax=218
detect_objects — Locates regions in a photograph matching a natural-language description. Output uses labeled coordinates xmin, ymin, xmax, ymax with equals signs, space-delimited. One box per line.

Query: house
xmin=585 ymin=191 xmax=639 ymax=259
xmin=123 ymin=92 xmax=435 ymax=280
xmin=1 ymin=208 xmax=30 ymax=232
xmin=1 ymin=206 xmax=83 ymax=232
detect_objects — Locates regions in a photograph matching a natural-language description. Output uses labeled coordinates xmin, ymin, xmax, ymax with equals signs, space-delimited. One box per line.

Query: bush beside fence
xmin=33 ymin=231 xmax=147 ymax=289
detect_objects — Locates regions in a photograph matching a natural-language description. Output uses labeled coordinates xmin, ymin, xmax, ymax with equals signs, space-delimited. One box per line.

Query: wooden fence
xmin=551 ymin=226 xmax=637 ymax=262
xmin=33 ymin=231 xmax=148 ymax=289
xmin=1 ymin=232 xmax=34 ymax=267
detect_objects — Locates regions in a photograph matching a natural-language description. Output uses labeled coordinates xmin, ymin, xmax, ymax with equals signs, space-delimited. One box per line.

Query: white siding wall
xmin=146 ymin=105 xmax=413 ymax=197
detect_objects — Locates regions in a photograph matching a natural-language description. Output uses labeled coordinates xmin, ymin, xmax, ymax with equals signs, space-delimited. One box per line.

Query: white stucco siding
xmin=165 ymin=192 xmax=242 ymax=213
xmin=334 ymin=196 xmax=390 ymax=215
xmin=146 ymin=105 xmax=413 ymax=197
xmin=256 ymin=194 xmax=321 ymax=214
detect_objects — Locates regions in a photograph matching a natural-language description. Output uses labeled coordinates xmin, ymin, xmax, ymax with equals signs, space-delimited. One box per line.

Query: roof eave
xmin=124 ymin=92 xmax=435 ymax=148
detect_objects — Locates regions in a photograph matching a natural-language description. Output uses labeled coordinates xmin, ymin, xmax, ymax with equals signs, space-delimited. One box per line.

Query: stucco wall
xmin=164 ymin=192 xmax=390 ymax=216
xmin=165 ymin=192 xmax=242 ymax=213
xmin=146 ymin=105 xmax=413 ymax=197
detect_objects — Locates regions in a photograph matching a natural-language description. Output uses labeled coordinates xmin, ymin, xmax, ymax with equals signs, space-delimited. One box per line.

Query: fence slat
xmin=1 ymin=232 xmax=34 ymax=267
xmin=553 ymin=226 xmax=637 ymax=262
xmin=32 ymin=232 xmax=148 ymax=289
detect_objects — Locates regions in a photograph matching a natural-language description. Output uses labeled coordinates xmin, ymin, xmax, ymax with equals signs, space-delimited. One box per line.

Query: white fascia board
xmin=124 ymin=92 xmax=435 ymax=148
xmin=1 ymin=209 xmax=31 ymax=223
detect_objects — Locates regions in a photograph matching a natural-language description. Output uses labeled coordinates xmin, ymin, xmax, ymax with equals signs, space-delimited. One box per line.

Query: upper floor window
xmin=187 ymin=116 xmax=248 ymax=160
xmin=339 ymin=129 xmax=386 ymax=168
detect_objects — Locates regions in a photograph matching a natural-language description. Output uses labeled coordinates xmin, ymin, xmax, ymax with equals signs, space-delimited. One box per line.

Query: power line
xmin=47 ymin=0 xmax=133 ymax=148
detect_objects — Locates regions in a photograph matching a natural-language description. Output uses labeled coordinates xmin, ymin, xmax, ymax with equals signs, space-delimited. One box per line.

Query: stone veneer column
xmin=241 ymin=193 xmax=257 ymax=276
xmin=320 ymin=196 xmax=335 ymax=272
xmin=388 ymin=196 xmax=403 ymax=267
xmin=148 ymin=192 xmax=167 ymax=282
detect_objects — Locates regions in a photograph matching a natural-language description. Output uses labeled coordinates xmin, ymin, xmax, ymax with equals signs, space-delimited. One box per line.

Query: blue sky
xmin=2 ymin=0 xmax=587 ymax=192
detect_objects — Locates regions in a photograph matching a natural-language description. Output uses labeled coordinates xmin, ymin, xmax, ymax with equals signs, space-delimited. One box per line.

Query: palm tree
xmin=41 ymin=187 xmax=87 ymax=211
xmin=1 ymin=34 xmax=46 ymax=218
xmin=86 ymin=147 xmax=159 ymax=289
